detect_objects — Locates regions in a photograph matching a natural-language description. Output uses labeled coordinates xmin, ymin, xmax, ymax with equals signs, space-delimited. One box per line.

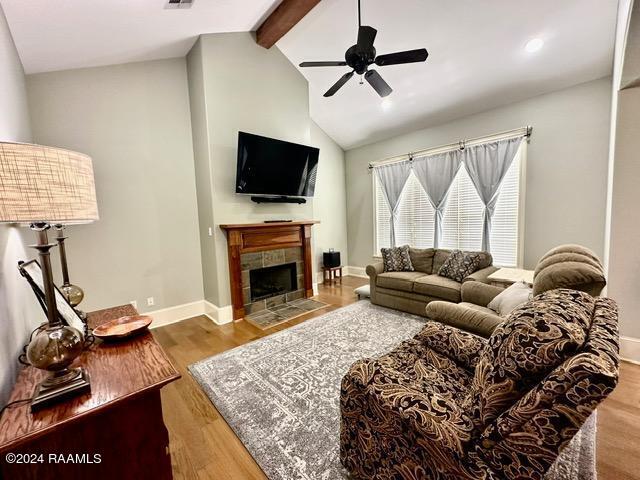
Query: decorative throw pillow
xmin=437 ymin=250 xmax=482 ymax=282
xmin=487 ymin=281 xmax=533 ymax=317
xmin=381 ymin=245 xmax=414 ymax=272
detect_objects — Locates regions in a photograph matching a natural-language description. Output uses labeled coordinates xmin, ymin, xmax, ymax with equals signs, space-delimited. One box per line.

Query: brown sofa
xmin=425 ymin=244 xmax=608 ymax=337
xmin=340 ymin=288 xmax=619 ymax=479
xmin=366 ymin=248 xmax=497 ymax=317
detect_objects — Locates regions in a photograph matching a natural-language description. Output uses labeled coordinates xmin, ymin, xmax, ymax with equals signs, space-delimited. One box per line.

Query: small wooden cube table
xmin=322 ymin=265 xmax=343 ymax=284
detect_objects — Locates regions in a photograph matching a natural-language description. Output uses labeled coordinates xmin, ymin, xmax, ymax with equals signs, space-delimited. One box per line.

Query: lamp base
xmin=31 ymin=367 xmax=91 ymax=412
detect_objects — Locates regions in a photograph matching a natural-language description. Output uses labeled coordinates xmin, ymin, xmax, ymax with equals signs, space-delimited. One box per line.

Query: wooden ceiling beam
xmin=256 ymin=0 xmax=321 ymax=49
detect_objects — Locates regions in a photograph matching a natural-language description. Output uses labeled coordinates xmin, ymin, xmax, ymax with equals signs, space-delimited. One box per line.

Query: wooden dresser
xmin=0 ymin=304 xmax=180 ymax=480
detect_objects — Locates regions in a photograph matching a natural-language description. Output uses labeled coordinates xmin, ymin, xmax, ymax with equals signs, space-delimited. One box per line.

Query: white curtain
xmin=412 ymin=151 xmax=462 ymax=247
xmin=374 ymin=161 xmax=412 ymax=247
xmin=462 ymin=137 xmax=523 ymax=251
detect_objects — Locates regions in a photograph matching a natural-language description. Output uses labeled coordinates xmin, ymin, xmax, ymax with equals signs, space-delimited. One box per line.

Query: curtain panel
xmin=462 ymin=137 xmax=523 ymax=251
xmin=412 ymin=151 xmax=463 ymax=248
xmin=374 ymin=161 xmax=412 ymax=248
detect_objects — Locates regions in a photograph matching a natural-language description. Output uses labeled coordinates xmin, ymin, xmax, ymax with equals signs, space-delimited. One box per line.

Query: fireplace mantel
xmin=220 ymin=220 xmax=320 ymax=320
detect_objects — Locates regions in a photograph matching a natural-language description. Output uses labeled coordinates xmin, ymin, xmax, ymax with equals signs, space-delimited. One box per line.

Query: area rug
xmin=245 ymin=298 xmax=329 ymax=330
xmin=189 ymin=301 xmax=597 ymax=480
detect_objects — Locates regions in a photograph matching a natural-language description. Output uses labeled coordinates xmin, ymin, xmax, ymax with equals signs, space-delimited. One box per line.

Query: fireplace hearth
xmin=250 ymin=263 xmax=297 ymax=301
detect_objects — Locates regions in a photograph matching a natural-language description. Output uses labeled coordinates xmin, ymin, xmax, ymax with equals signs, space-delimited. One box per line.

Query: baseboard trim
xmin=345 ymin=266 xmax=367 ymax=278
xmin=147 ymin=300 xmax=209 ymax=329
xmin=620 ymin=336 xmax=640 ymax=364
xmin=146 ymin=299 xmax=233 ymax=328
xmin=204 ymin=300 xmax=233 ymax=325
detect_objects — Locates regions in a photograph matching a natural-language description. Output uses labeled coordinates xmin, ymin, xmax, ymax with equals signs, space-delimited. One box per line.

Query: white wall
xmin=0 ymin=4 xmax=42 ymax=405
xmin=310 ymin=120 xmax=349 ymax=279
xmin=26 ymin=58 xmax=204 ymax=314
xmin=188 ymin=33 xmax=348 ymax=307
xmin=186 ymin=39 xmax=219 ymax=307
xmin=345 ymin=77 xmax=612 ymax=270
xmin=608 ymin=86 xmax=640 ymax=343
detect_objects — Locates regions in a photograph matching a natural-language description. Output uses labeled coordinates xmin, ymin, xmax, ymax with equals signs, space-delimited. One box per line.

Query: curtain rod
xmin=368 ymin=126 xmax=532 ymax=170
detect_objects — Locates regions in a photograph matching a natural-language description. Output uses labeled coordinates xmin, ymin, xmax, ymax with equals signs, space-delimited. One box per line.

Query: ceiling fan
xmin=299 ymin=0 xmax=429 ymax=98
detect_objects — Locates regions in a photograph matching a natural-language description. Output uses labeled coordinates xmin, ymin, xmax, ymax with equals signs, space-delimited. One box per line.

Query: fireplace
xmin=250 ymin=262 xmax=297 ymax=302
xmin=220 ymin=220 xmax=319 ymax=320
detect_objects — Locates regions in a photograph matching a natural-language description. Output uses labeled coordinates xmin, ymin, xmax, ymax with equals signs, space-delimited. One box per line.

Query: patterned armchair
xmin=340 ymin=289 xmax=619 ymax=479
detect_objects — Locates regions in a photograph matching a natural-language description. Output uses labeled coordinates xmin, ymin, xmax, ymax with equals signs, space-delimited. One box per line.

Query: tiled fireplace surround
xmin=220 ymin=221 xmax=318 ymax=320
xmin=241 ymin=247 xmax=305 ymax=314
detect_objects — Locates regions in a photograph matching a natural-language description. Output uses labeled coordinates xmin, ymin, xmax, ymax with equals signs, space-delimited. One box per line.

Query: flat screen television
xmin=235 ymin=131 xmax=319 ymax=198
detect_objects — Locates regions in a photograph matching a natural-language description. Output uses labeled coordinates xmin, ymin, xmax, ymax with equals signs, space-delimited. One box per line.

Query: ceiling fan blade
xmin=299 ymin=61 xmax=348 ymax=67
xmin=356 ymin=25 xmax=377 ymax=51
xmin=324 ymin=71 xmax=354 ymax=97
xmin=375 ymin=48 xmax=429 ymax=66
xmin=365 ymin=69 xmax=392 ymax=97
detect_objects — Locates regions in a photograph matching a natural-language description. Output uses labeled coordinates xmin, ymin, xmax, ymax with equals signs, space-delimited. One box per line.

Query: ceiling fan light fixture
xmin=299 ymin=0 xmax=428 ymax=99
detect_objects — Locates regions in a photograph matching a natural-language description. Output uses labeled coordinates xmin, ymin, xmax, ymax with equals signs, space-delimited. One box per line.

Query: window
xmin=375 ymin=172 xmax=435 ymax=250
xmin=374 ymin=144 xmax=524 ymax=267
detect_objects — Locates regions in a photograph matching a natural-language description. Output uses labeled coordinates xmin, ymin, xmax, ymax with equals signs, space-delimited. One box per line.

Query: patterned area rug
xmin=189 ymin=301 xmax=597 ymax=480
xmin=246 ymin=298 xmax=329 ymax=330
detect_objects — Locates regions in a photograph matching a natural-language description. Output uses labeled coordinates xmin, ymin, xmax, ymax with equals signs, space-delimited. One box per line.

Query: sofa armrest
xmin=463 ymin=265 xmax=499 ymax=284
xmin=425 ymin=301 xmax=502 ymax=339
xmin=461 ymin=281 xmax=504 ymax=307
xmin=366 ymin=262 xmax=384 ymax=278
xmin=415 ymin=320 xmax=487 ymax=370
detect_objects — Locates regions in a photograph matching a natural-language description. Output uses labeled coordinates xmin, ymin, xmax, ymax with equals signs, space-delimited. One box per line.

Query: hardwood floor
xmin=153 ymin=276 xmax=640 ymax=480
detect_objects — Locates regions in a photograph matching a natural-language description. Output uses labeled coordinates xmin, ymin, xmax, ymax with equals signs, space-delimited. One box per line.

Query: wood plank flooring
xmin=153 ymin=276 xmax=640 ymax=480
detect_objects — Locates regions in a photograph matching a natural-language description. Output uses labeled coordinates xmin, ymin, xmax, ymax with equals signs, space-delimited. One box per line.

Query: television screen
xmin=235 ymin=132 xmax=319 ymax=198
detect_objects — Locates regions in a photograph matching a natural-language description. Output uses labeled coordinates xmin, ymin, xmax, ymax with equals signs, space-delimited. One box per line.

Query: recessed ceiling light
xmin=525 ymin=38 xmax=544 ymax=53
xmin=381 ymin=98 xmax=392 ymax=111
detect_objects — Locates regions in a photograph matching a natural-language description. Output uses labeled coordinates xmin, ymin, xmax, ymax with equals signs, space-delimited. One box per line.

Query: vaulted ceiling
xmin=1 ymin=0 xmax=618 ymax=149
xmin=0 ymin=0 xmax=282 ymax=74
xmin=278 ymin=0 xmax=618 ymax=148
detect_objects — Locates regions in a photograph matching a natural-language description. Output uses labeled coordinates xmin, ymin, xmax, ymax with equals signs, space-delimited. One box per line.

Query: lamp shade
xmin=0 ymin=142 xmax=99 ymax=224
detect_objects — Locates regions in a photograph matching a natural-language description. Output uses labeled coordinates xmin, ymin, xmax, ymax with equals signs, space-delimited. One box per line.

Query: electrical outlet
xmin=130 ymin=300 xmax=137 ymax=309
xmin=147 ymin=297 xmax=155 ymax=307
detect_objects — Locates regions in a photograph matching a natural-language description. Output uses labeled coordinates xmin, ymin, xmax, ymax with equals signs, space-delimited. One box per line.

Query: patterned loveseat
xmin=340 ymin=289 xmax=619 ymax=479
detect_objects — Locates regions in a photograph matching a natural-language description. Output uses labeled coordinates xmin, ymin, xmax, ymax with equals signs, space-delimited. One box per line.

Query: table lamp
xmin=54 ymin=224 xmax=87 ymax=320
xmin=0 ymin=141 xmax=99 ymax=409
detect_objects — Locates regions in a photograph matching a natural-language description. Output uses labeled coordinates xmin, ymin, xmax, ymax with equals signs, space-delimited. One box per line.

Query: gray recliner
xmin=425 ymin=244 xmax=607 ymax=337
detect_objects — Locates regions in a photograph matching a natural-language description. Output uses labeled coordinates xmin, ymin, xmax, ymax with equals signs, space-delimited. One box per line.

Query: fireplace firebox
xmin=249 ymin=262 xmax=297 ymax=302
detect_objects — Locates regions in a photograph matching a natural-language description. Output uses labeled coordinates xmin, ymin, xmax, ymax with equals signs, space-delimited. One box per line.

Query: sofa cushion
xmin=376 ymin=271 xmax=426 ymax=293
xmin=409 ymin=247 xmax=435 ymax=274
xmin=464 ymin=289 xmax=595 ymax=430
xmin=433 ymin=249 xmax=452 ymax=272
xmin=487 ymin=281 xmax=533 ymax=317
xmin=533 ymin=244 xmax=605 ymax=296
xmin=381 ymin=245 xmax=414 ymax=272
xmin=432 ymin=249 xmax=493 ymax=275
xmin=438 ymin=250 xmax=483 ymax=282
xmin=413 ymin=274 xmax=461 ymax=302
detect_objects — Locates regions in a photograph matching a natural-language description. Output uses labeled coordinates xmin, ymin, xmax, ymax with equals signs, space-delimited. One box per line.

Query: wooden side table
xmin=0 ymin=304 xmax=180 ymax=480
xmin=322 ymin=266 xmax=343 ymax=285
xmin=487 ymin=267 xmax=535 ymax=288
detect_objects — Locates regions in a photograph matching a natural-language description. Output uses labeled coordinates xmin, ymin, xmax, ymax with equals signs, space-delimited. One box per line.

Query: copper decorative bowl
xmin=93 ymin=315 xmax=153 ymax=341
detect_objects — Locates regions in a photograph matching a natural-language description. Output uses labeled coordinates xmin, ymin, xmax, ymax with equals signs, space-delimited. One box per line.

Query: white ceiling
xmin=0 ymin=0 xmax=282 ymax=74
xmin=1 ymin=0 xmax=619 ymax=150
xmin=277 ymin=0 xmax=618 ymax=148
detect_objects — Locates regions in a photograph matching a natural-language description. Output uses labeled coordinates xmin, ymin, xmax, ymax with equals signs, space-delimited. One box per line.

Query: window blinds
xmin=374 ymin=147 xmax=523 ymax=267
